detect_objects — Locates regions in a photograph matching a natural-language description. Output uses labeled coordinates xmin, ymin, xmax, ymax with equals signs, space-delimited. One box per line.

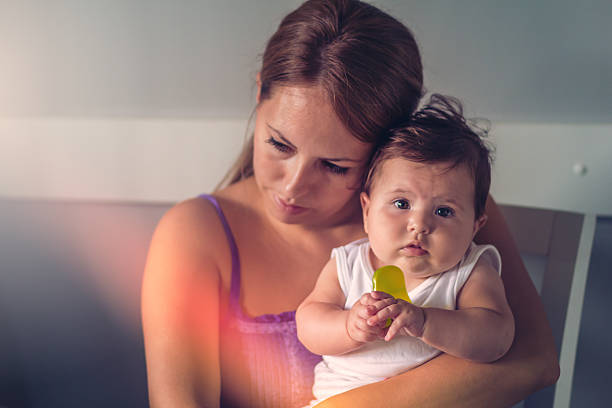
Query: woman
xmin=141 ymin=1 xmax=559 ymax=407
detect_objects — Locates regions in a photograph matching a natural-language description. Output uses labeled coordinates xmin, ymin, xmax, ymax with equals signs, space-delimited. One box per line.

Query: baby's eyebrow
xmin=388 ymin=188 xmax=413 ymax=195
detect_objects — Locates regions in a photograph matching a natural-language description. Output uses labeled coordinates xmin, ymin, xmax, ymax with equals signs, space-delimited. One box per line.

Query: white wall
xmin=0 ymin=118 xmax=248 ymax=202
xmin=1 ymin=0 xmax=610 ymax=122
xmin=488 ymin=123 xmax=612 ymax=215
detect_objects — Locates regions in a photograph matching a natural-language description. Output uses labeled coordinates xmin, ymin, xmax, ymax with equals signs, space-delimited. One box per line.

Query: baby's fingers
xmin=370 ymin=291 xmax=393 ymax=300
xmin=359 ymin=304 xmax=379 ymax=320
xmin=358 ymin=293 xmax=380 ymax=309
xmin=348 ymin=317 xmax=386 ymax=342
xmin=384 ymin=319 xmax=404 ymax=341
xmin=371 ymin=297 xmax=397 ymax=313
xmin=365 ymin=306 xmax=395 ymax=327
xmin=366 ymin=303 xmax=400 ymax=326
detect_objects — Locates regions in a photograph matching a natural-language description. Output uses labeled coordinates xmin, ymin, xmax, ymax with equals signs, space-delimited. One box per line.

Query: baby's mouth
xmin=402 ymin=243 xmax=428 ymax=256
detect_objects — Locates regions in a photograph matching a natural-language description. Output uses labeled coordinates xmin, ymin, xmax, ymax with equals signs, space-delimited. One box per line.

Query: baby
xmin=296 ymin=95 xmax=515 ymax=405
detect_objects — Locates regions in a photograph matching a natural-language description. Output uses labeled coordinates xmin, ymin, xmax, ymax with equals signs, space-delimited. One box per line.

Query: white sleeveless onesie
xmin=309 ymin=238 xmax=501 ymax=405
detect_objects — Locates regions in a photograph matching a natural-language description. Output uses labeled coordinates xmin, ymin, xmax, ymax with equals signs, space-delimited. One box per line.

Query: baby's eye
xmin=435 ymin=207 xmax=455 ymax=217
xmin=393 ymin=199 xmax=410 ymax=210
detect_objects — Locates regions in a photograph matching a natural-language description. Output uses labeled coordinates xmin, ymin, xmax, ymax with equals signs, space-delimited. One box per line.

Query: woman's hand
xmin=346 ymin=292 xmax=396 ymax=343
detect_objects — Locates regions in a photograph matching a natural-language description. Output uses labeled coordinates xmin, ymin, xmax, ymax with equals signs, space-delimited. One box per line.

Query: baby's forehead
xmin=376 ymin=157 xmax=470 ymax=179
xmin=370 ymin=158 xmax=476 ymax=197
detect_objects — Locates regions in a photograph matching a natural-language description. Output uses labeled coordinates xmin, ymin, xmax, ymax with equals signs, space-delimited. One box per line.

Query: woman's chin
xmin=266 ymin=199 xmax=311 ymax=225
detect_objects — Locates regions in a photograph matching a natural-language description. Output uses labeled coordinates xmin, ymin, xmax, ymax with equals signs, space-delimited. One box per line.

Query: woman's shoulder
xmin=157 ymin=195 xmax=224 ymax=242
xmin=144 ymin=193 xmax=241 ymax=290
xmin=159 ymin=179 xmax=258 ymax=238
xmin=153 ymin=179 xmax=260 ymax=264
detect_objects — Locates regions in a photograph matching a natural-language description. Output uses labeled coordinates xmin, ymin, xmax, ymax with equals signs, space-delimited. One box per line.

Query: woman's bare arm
xmin=142 ymin=199 xmax=226 ymax=408
xmin=316 ymin=196 xmax=559 ymax=407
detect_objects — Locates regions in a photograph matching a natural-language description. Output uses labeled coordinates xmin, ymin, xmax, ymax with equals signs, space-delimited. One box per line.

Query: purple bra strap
xmin=198 ymin=194 xmax=241 ymax=312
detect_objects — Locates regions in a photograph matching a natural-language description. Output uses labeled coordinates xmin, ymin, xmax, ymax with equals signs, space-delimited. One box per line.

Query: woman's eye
xmin=265 ymin=137 xmax=291 ymax=153
xmin=322 ymin=161 xmax=349 ymax=175
xmin=435 ymin=207 xmax=455 ymax=217
xmin=393 ymin=199 xmax=410 ymax=210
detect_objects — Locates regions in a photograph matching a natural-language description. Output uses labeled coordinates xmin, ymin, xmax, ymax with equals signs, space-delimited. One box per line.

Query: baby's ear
xmin=472 ymin=213 xmax=488 ymax=238
xmin=360 ymin=192 xmax=371 ymax=234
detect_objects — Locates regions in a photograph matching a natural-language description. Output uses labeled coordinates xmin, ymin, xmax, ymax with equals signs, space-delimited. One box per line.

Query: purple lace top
xmin=200 ymin=195 xmax=321 ymax=408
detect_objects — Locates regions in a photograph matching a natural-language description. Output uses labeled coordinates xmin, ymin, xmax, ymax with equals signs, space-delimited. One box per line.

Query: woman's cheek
xmin=254 ymin=149 xmax=280 ymax=179
xmin=341 ymin=171 xmax=365 ymax=191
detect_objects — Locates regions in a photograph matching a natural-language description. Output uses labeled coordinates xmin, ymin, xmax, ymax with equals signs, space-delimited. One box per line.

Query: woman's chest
xmin=236 ymin=239 xmax=330 ymax=316
xmin=221 ymin=197 xmax=366 ymax=316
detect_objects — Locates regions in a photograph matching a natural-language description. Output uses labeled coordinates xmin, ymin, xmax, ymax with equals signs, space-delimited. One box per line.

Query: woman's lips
xmin=274 ymin=195 xmax=308 ymax=215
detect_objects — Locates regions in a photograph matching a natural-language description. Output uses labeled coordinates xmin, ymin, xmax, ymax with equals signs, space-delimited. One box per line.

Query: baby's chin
xmin=397 ymin=259 xmax=450 ymax=278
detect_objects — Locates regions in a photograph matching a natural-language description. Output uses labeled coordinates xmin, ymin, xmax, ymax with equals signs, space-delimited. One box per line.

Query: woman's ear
xmin=360 ymin=192 xmax=371 ymax=234
xmin=256 ymin=72 xmax=262 ymax=104
xmin=472 ymin=214 xmax=488 ymax=238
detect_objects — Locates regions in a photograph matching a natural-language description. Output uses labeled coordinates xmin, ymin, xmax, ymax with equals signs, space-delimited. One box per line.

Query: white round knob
xmin=572 ymin=162 xmax=587 ymax=176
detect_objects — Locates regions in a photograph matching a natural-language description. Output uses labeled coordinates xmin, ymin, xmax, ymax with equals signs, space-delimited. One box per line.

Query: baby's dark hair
xmin=363 ymin=94 xmax=493 ymax=218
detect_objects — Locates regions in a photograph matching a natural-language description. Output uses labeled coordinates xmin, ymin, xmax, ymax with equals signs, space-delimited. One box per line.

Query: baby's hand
xmin=367 ymin=298 xmax=425 ymax=341
xmin=346 ymin=292 xmax=396 ymax=343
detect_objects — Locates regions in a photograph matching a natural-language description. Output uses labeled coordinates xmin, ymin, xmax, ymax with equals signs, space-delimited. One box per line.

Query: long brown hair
xmin=218 ymin=0 xmax=424 ymax=188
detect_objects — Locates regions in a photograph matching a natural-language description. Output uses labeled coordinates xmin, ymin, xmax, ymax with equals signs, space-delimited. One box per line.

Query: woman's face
xmin=253 ymin=85 xmax=372 ymax=227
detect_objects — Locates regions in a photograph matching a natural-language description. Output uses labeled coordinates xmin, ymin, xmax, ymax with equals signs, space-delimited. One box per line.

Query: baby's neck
xmin=367 ymin=246 xmax=441 ymax=293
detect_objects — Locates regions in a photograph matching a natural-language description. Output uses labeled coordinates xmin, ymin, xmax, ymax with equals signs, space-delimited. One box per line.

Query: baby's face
xmin=360 ymin=158 xmax=486 ymax=281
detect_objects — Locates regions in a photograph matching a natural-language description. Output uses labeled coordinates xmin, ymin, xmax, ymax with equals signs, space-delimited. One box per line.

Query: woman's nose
xmin=283 ymin=159 xmax=313 ymax=198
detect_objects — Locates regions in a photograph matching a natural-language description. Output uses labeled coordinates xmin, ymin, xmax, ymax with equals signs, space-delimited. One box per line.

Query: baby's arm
xmin=296 ymin=258 xmax=391 ymax=355
xmin=370 ymin=258 xmax=515 ymax=363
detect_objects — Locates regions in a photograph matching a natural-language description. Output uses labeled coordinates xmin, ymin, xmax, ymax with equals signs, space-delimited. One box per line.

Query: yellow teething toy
xmin=372 ymin=265 xmax=411 ymax=327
